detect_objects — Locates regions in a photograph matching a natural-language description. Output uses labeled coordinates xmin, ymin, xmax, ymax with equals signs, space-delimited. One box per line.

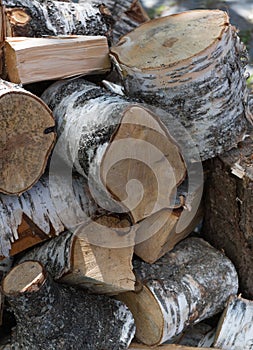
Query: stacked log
xmin=0 ymin=3 xmax=251 ymax=349
xmin=110 ymin=10 xmax=252 ymax=160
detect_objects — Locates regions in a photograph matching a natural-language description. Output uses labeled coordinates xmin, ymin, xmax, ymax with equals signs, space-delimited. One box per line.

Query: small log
xmin=213 ymin=295 xmax=253 ymax=350
xmin=2 ymin=261 xmax=136 ymax=349
xmin=118 ymin=237 xmax=238 ymax=346
xmin=202 ymin=136 xmax=253 ymax=299
xmin=18 ymin=225 xmax=135 ymax=295
xmin=5 ymin=35 xmax=111 ymax=84
xmin=3 ymin=0 xmax=112 ymax=39
xmin=41 ymin=78 xmax=186 ymax=224
xmin=110 ymin=10 xmax=252 ymax=160
xmin=130 ymin=343 xmax=217 ymax=350
xmin=0 ymin=79 xmax=55 ymax=195
xmin=174 ymin=323 xmax=215 ymax=348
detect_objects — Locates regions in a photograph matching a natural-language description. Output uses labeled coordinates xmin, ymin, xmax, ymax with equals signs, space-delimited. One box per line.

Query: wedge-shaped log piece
xmin=3 ymin=0 xmax=112 ymax=38
xmin=0 ymin=79 xmax=55 ymax=195
xmin=5 ymin=36 xmax=111 ymax=84
xmin=118 ymin=237 xmax=238 ymax=346
xmin=42 ymin=78 xmax=186 ymax=224
xmin=18 ymin=225 xmax=135 ymax=295
xmin=213 ymin=295 xmax=253 ymax=350
xmin=2 ymin=261 xmax=136 ymax=350
xmin=110 ymin=10 xmax=252 ymax=160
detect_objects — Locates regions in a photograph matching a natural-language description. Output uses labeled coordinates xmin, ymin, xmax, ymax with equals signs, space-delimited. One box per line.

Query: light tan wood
xmin=130 ymin=343 xmax=217 ymax=349
xmin=0 ymin=79 xmax=55 ymax=195
xmin=2 ymin=261 xmax=45 ymax=295
xmin=18 ymin=215 xmax=136 ymax=295
xmin=102 ymin=105 xmax=186 ymax=223
xmin=5 ymin=35 xmax=110 ymax=84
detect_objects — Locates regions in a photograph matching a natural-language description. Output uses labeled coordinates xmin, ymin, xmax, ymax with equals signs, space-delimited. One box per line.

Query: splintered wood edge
xmin=101 ymin=105 xmax=186 ymax=223
xmin=2 ymin=261 xmax=45 ymax=296
xmin=110 ymin=9 xmax=229 ymax=70
xmin=118 ymin=285 xmax=164 ymax=346
xmin=0 ymin=90 xmax=55 ymax=195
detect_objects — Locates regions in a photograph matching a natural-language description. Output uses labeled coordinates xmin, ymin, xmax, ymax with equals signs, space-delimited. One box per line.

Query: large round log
xmin=2 ymin=261 xmax=136 ymax=349
xmin=0 ymin=79 xmax=55 ymax=195
xmin=3 ymin=0 xmax=112 ymax=38
xmin=118 ymin=237 xmax=238 ymax=346
xmin=41 ymin=78 xmax=186 ymax=225
xmin=110 ymin=10 xmax=252 ymax=160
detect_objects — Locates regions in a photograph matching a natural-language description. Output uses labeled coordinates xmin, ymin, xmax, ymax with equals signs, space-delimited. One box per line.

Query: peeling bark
xmin=2 ymin=261 xmax=136 ymax=350
xmin=118 ymin=237 xmax=238 ymax=346
xmin=3 ymin=0 xmax=113 ymax=39
xmin=0 ymin=79 xmax=55 ymax=195
xmin=110 ymin=10 xmax=252 ymax=160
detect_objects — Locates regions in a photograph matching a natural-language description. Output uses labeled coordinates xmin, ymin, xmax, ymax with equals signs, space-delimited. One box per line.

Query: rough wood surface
xmin=3 ymin=0 xmax=112 ymax=39
xmin=18 ymin=222 xmax=135 ymax=295
xmin=0 ymin=79 xmax=55 ymax=195
xmin=203 ymin=136 xmax=253 ymax=299
xmin=2 ymin=261 xmax=136 ymax=350
xmin=5 ymin=35 xmax=110 ymax=84
xmin=118 ymin=237 xmax=238 ymax=346
xmin=0 ymin=174 xmax=100 ymax=257
xmin=110 ymin=10 xmax=252 ymax=160
xmin=41 ymin=78 xmax=186 ymax=224
xmin=213 ymin=295 xmax=253 ymax=350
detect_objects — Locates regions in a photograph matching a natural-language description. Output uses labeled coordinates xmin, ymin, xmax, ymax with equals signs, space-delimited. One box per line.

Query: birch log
xmin=110 ymin=10 xmax=252 ymax=160
xmin=3 ymin=0 xmax=112 ymax=38
xmin=41 ymin=78 xmax=186 ymax=225
xmin=118 ymin=237 xmax=238 ymax=346
xmin=81 ymin=0 xmax=149 ymax=43
xmin=213 ymin=296 xmax=253 ymax=350
xmin=18 ymin=226 xmax=135 ymax=294
xmin=2 ymin=261 xmax=136 ymax=350
xmin=0 ymin=79 xmax=55 ymax=195
xmin=203 ymin=136 xmax=253 ymax=299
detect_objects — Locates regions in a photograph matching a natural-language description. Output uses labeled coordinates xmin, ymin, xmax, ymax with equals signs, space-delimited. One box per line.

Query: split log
xmin=130 ymin=344 xmax=217 ymax=350
xmin=3 ymin=0 xmax=113 ymax=39
xmin=118 ymin=237 xmax=238 ymax=346
xmin=18 ymin=226 xmax=135 ymax=295
xmin=202 ymin=136 xmax=253 ymax=299
xmin=41 ymin=78 xmax=186 ymax=224
xmin=110 ymin=9 xmax=252 ymax=160
xmin=2 ymin=261 xmax=136 ymax=350
xmin=213 ymin=295 xmax=253 ymax=350
xmin=134 ymin=181 xmax=203 ymax=263
xmin=0 ymin=173 xmax=135 ymax=295
xmin=5 ymin=35 xmax=110 ymax=84
xmin=0 ymin=79 xmax=55 ymax=195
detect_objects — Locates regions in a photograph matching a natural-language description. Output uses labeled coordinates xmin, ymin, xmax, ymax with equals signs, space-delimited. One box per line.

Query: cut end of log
xmin=101 ymin=105 xmax=186 ymax=223
xmin=111 ymin=9 xmax=229 ymax=70
xmin=0 ymin=84 xmax=55 ymax=195
xmin=2 ymin=261 xmax=45 ymax=296
xmin=118 ymin=285 xmax=163 ymax=346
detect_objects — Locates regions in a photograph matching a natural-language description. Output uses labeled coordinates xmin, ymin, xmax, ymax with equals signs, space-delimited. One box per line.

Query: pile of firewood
xmin=0 ymin=0 xmax=253 ymax=349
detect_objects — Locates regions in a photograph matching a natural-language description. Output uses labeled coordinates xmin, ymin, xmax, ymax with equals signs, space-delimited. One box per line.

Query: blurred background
xmin=140 ymin=0 xmax=253 ymax=87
